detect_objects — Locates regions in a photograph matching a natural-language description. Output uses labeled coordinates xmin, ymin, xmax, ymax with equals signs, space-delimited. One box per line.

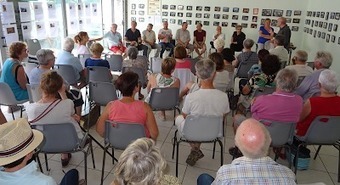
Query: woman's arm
xmin=96 ymin=102 xmax=112 ymax=137
xmin=170 ymin=78 xmax=180 ymax=89
xmin=299 ymin=99 xmax=311 ymax=122
xmin=147 ymin=74 xmax=156 ymax=93
xmin=144 ymin=103 xmax=159 ymax=140
xmin=16 ymin=65 xmax=28 ymax=90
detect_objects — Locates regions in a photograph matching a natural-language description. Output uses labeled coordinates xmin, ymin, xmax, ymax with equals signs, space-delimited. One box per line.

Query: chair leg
xmin=173 ymin=109 xmax=176 ymax=126
xmin=44 ymin=153 xmax=49 ymax=171
xmin=10 ymin=107 xmax=15 ymax=120
xmin=314 ymin=145 xmax=322 ymax=160
xmin=100 ymin=145 xmax=108 ymax=185
xmin=35 ymin=153 xmax=43 ymax=173
xmin=83 ymin=151 xmax=88 ymax=185
xmin=176 ymin=140 xmax=180 ymax=177
xmin=172 ymin=130 xmax=178 ymax=159
xmin=294 ymin=144 xmax=302 ymax=175
xmin=337 ymin=147 xmax=339 ymax=182
xmin=90 ymin=140 xmax=95 ymax=169
xmin=20 ymin=106 xmax=23 ymax=118
xmin=112 ymin=148 xmax=115 ymax=164
xmin=218 ymin=139 xmax=224 ymax=166
xmin=212 ymin=141 xmax=216 ymax=159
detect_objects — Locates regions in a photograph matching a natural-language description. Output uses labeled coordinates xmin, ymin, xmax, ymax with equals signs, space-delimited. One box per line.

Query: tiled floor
xmin=1 ymin=104 xmax=339 ymax=185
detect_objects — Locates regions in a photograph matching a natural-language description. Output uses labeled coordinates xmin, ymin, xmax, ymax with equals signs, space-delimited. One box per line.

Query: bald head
xmin=235 ymin=119 xmax=271 ymax=159
xmin=278 ymin=17 xmax=287 ymax=27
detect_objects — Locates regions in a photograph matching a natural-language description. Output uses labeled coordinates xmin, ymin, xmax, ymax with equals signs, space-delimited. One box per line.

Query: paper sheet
xmin=33 ymin=2 xmax=44 ymax=21
xmin=47 ymin=3 xmax=57 ymax=19
xmin=21 ymin=22 xmax=33 ymax=40
xmin=49 ymin=21 xmax=58 ymax=37
xmin=78 ymin=3 xmax=84 ymax=18
xmin=3 ymin=24 xmax=18 ymax=45
xmin=18 ymin=2 xmax=32 ymax=22
xmin=0 ymin=2 xmax=16 ymax=24
xmin=35 ymin=22 xmax=46 ymax=39
xmin=68 ymin=3 xmax=77 ymax=18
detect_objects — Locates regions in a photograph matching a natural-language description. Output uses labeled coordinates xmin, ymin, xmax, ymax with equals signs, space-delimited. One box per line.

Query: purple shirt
xmin=251 ymin=91 xmax=303 ymax=123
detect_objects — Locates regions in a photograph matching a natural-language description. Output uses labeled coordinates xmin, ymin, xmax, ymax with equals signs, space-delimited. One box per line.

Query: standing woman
xmin=0 ymin=42 xmax=29 ymax=101
xmin=74 ymin=31 xmax=90 ymax=55
xmin=230 ymin=25 xmax=246 ymax=52
xmin=257 ymin=18 xmax=274 ymax=50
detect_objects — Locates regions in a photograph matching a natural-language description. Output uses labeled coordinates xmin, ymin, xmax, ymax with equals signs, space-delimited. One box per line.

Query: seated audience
xmin=175 ymin=59 xmax=230 ymax=166
xmin=158 ymin=21 xmax=174 ymax=58
xmin=197 ymin=118 xmax=296 ymax=185
xmin=74 ymin=31 xmax=90 ymax=55
xmin=124 ymin=21 xmax=148 ymax=56
xmin=193 ymin=23 xmax=207 ymax=58
xmin=285 ymin=50 xmax=313 ymax=77
xmin=26 ymin=71 xmax=83 ymax=167
xmin=269 ymin=35 xmax=288 ymax=62
xmin=257 ymin=18 xmax=274 ymax=50
xmin=230 ymin=25 xmax=246 ymax=52
xmin=210 ymin=25 xmax=225 ymax=49
xmin=233 ymin=39 xmax=258 ymax=68
xmin=209 ymin=52 xmax=233 ymax=91
xmin=174 ymin=46 xmax=191 ymax=70
xmin=56 ymin=38 xmax=86 ymax=88
xmin=96 ymin=72 xmax=158 ymax=140
xmin=213 ymin=38 xmax=225 ymax=53
xmin=0 ymin=119 xmax=83 ymax=185
xmin=296 ymin=69 xmax=340 ymax=136
xmin=112 ymin=138 xmax=180 ymax=185
xmin=0 ymin=41 xmax=28 ymax=101
xmin=247 ymin=49 xmax=270 ymax=77
xmin=295 ymin=51 xmax=333 ymax=100
xmin=85 ymin=43 xmax=110 ymax=68
xmin=175 ymin=22 xmax=194 ymax=55
xmin=142 ymin=23 xmax=161 ymax=58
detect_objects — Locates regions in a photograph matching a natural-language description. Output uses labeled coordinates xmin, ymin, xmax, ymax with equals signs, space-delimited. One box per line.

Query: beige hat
xmin=0 ymin=118 xmax=43 ymax=166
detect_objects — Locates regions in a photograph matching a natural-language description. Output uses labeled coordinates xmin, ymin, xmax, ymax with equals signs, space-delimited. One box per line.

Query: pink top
xmin=108 ymin=100 xmax=149 ymax=137
xmin=175 ymin=59 xmax=191 ymax=69
xmin=251 ymin=91 xmax=303 ymax=123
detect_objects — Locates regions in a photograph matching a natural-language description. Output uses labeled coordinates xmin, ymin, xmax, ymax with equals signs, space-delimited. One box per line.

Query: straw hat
xmin=0 ymin=118 xmax=43 ymax=166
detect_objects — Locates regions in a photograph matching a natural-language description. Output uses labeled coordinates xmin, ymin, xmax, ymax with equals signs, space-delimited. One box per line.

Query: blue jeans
xmin=197 ymin=173 xmax=215 ymax=185
xmin=159 ymin=42 xmax=174 ymax=58
xmin=60 ymin=169 xmax=79 ymax=185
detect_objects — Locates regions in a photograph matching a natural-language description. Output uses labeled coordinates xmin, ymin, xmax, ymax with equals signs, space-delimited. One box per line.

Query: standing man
xmin=193 ymin=23 xmax=207 ymax=58
xmin=277 ymin=17 xmax=291 ymax=50
xmin=124 ymin=21 xmax=148 ymax=56
xmin=142 ymin=23 xmax=161 ymax=58
xmin=175 ymin=22 xmax=194 ymax=55
xmin=158 ymin=21 xmax=174 ymax=58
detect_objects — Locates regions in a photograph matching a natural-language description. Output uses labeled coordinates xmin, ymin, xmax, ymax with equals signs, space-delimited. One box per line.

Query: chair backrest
xmin=32 ymin=123 xmax=79 ymax=153
xmin=254 ymin=86 xmax=276 ymax=97
xmin=87 ymin=66 xmax=112 ymax=83
xmin=182 ymin=115 xmax=223 ymax=141
xmin=150 ymin=57 xmax=162 ymax=74
xmin=0 ymin=82 xmax=18 ymax=105
xmin=22 ymin=62 xmax=38 ymax=76
xmin=260 ymin=120 xmax=296 ymax=146
xmin=105 ymin=54 xmax=123 ymax=72
xmin=89 ymin=81 xmax=118 ymax=106
xmin=149 ymin=87 xmax=179 ymax=110
xmin=54 ymin=64 xmax=78 ymax=85
xmin=78 ymin=54 xmax=92 ymax=68
xmin=236 ymin=61 xmax=258 ymax=78
xmin=26 ymin=84 xmax=42 ymax=103
xmin=301 ymin=116 xmax=340 ymax=144
xmin=172 ymin=68 xmax=195 ymax=92
xmin=307 ymin=61 xmax=315 ymax=70
xmin=105 ymin=121 xmax=146 ymax=150
xmin=26 ymin=39 xmax=41 ymax=56
xmin=280 ymin=61 xmax=287 ymax=69
xmin=122 ymin=67 xmax=147 ymax=86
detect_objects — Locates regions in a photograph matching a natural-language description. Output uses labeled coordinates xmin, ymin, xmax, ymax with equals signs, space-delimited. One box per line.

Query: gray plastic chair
xmin=254 ymin=86 xmax=276 ymax=97
xmin=26 ymin=39 xmax=41 ymax=59
xmin=32 ymin=123 xmax=95 ymax=185
xmin=172 ymin=115 xmax=224 ymax=177
xmin=122 ymin=67 xmax=147 ymax=88
xmin=100 ymin=121 xmax=146 ymax=185
xmin=78 ymin=54 xmax=91 ymax=68
xmin=54 ymin=64 xmax=78 ymax=86
xmin=105 ymin=54 xmax=123 ymax=72
xmin=294 ymin=116 xmax=340 ymax=182
xmin=235 ymin=61 xmax=258 ymax=78
xmin=87 ymin=66 xmax=112 ymax=83
xmin=307 ymin=61 xmax=315 ymax=70
xmin=26 ymin=83 xmax=42 ymax=103
xmin=89 ymin=81 xmax=118 ymax=107
xmin=150 ymin=57 xmax=162 ymax=74
xmin=22 ymin=62 xmax=38 ymax=77
xmin=149 ymin=87 xmax=180 ymax=125
xmin=0 ymin=82 xmax=28 ymax=120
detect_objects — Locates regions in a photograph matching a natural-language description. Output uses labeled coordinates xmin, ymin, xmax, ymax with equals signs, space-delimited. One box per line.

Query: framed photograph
xmin=169 ymin=19 xmax=176 ymax=24
xmin=338 ymin=37 xmax=340 ymax=45
xmin=170 ymin=12 xmax=175 ymax=17
xmin=131 ymin=17 xmax=136 ymax=21
xmin=223 ymin=7 xmax=229 ymax=12
xmin=213 ymin=21 xmax=220 ymax=26
xmin=186 ymin=20 xmax=192 ymax=25
xmin=214 ymin=7 xmax=221 ymax=12
xmin=252 ymin=16 xmax=258 ymax=22
xmin=138 ymin=4 xmax=144 ymax=9
xmin=222 ymin=14 xmax=229 ymax=19
xmin=273 ymin=9 xmax=283 ymax=17
xmin=170 ymin=5 xmax=176 ymax=10
xmin=222 ymin=22 xmax=228 ymax=27
xmin=292 ymin=18 xmax=300 ymax=23
xmin=271 ymin=19 xmax=278 ymax=26
xmin=321 ymin=32 xmax=325 ymax=39
xmin=162 ymin=18 xmax=168 ymax=22
xmin=242 ymin=16 xmax=248 ymax=21
xmin=253 ymin=8 xmax=259 ymax=15
xmin=307 ymin=11 xmax=312 ymax=17
xmin=319 ymin=21 xmax=323 ymax=28
xmin=214 ymin=14 xmax=220 ymax=19
xmin=335 ymin=12 xmax=340 ymax=20
xmin=231 ymin=22 xmax=238 ymax=27
xmin=196 ymin=6 xmax=202 ymax=11
xmin=138 ymin=17 xmax=144 ymax=22
xmin=131 ymin=4 xmax=136 ymax=10
xmin=262 ymin=9 xmax=272 ymax=16
xmin=241 ymin=23 xmax=248 ymax=28
xmin=186 ymin=12 xmax=192 ymax=17
xmin=204 ymin=6 xmax=210 ymax=11
xmin=187 ymin=6 xmax=192 ymax=11
xmin=292 ymin=26 xmax=299 ymax=31
xmin=325 ymin=12 xmax=329 ymax=20
xmin=330 ymin=12 xmax=335 ymax=19
xmin=260 ymin=18 xmax=265 ymax=25
xmin=203 ymin=21 xmax=209 ymax=26
xmin=251 ymin=23 xmax=258 ymax=28
xmin=305 ymin=19 xmax=310 ymax=25
xmin=328 ymin=23 xmax=333 ymax=32
xmin=321 ymin=12 xmax=325 ymax=18
xmin=232 ymin=15 xmax=239 ymax=20
xmin=138 ymin=11 xmax=144 ymax=15
xmin=326 ymin=34 xmax=330 ymax=43
xmin=233 ymin=7 xmax=239 ymax=13
xmin=312 ymin=11 xmax=316 ymax=17
xmin=334 ymin=24 xmax=338 ymax=32
xmin=286 ymin=10 xmax=292 ymax=17
xmin=316 ymin=11 xmax=320 ymax=17
xmin=195 ymin=20 xmax=202 ymax=25
xmin=323 ymin=22 xmax=328 ymax=29
xmin=131 ymin=10 xmax=136 ymax=15
xmin=177 ymin=12 xmax=183 ymax=17
xmin=162 ymin=5 xmax=168 ymax=10
xmin=243 ymin=8 xmax=249 ymax=13
xmin=204 ymin=13 xmax=210 ymax=18
xmin=196 ymin=13 xmax=202 ymax=18
xmin=161 ymin=12 xmax=167 ymax=16
xmin=294 ymin=10 xmax=302 ymax=16
xmin=331 ymin=35 xmax=336 ymax=43
xmin=178 ymin=19 xmax=183 ymax=25
xmin=318 ymin=31 xmax=321 ymax=38
xmin=314 ymin=21 xmax=318 ymax=27
xmin=286 ymin=18 xmax=292 ymax=23
xmin=309 ymin=28 xmax=312 ymax=35
xmin=311 ymin=20 xmax=314 ymax=27
xmin=178 ymin=5 xmax=184 ymax=10
xmin=313 ymin=30 xmax=316 ymax=38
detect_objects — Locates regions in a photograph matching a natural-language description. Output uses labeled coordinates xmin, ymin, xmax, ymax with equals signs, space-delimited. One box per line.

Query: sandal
xmin=186 ymin=150 xmax=204 ymax=166
xmin=61 ymin=153 xmax=72 ymax=167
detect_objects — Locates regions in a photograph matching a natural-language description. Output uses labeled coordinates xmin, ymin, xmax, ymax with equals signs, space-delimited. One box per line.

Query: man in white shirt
xmin=269 ymin=35 xmax=288 ymax=62
xmin=210 ymin=26 xmax=225 ymax=50
xmin=142 ymin=23 xmax=161 ymax=58
xmin=158 ymin=21 xmax=174 ymax=58
xmin=285 ymin=50 xmax=313 ymax=77
xmin=175 ymin=22 xmax=194 ymax=55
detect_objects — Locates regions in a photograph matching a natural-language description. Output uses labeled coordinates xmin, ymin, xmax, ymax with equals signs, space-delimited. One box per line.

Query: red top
xmin=296 ymin=96 xmax=340 ymax=136
xmin=175 ymin=59 xmax=191 ymax=69
xmin=194 ymin=30 xmax=206 ymax=42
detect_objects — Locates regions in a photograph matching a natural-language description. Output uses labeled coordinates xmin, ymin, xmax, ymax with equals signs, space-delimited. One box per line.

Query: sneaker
xmin=186 ymin=150 xmax=204 ymax=166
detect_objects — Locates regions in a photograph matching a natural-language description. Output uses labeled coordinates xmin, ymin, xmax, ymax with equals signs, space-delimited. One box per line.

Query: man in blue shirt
xmin=124 ymin=21 xmax=148 ymax=56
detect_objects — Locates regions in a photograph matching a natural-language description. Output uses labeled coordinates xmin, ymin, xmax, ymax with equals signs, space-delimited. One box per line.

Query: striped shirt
xmin=212 ymin=156 xmax=296 ymax=185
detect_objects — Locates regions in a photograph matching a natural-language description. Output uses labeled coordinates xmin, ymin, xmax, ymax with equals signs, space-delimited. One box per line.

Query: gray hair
xmin=243 ymin=39 xmax=254 ymax=49
xmin=36 ymin=49 xmax=54 ymax=65
xmin=113 ymin=138 xmax=166 ymax=185
xmin=315 ymin=51 xmax=333 ymax=68
xmin=195 ymin=59 xmax=216 ymax=80
xmin=295 ymin=50 xmax=308 ymax=62
xmin=63 ymin=37 xmax=75 ymax=52
xmin=213 ymin=39 xmax=225 ymax=50
xmin=127 ymin=47 xmax=138 ymax=59
xmin=319 ymin=69 xmax=339 ymax=93
xmin=275 ymin=68 xmax=298 ymax=92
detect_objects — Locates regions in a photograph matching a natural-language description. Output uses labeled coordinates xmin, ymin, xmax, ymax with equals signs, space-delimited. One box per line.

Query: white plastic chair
xmin=78 ymin=54 xmax=91 ymax=68
xmin=22 ymin=62 xmax=38 ymax=77
xmin=172 ymin=68 xmax=195 ymax=92
xmin=87 ymin=66 xmax=112 ymax=83
xmin=0 ymin=82 xmax=28 ymax=120
xmin=105 ymin=54 xmax=123 ymax=72
xmin=54 ymin=64 xmax=79 ymax=86
xmin=26 ymin=39 xmax=41 ymax=59
xmin=26 ymin=84 xmax=42 ymax=103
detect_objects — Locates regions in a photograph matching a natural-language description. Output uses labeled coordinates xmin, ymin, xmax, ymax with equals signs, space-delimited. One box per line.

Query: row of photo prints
xmin=304 ymin=27 xmax=340 ymax=44
xmin=306 ymin=11 xmax=340 ymax=20
xmin=305 ymin=19 xmax=338 ymax=32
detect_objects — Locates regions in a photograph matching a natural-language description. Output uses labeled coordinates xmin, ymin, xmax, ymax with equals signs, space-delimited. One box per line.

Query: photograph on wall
xmin=318 ymin=31 xmax=321 ymax=38
xmin=286 ymin=10 xmax=292 ymax=17
xmin=316 ymin=11 xmax=320 ymax=17
xmin=186 ymin=12 xmax=192 ymax=17
xmin=260 ymin=18 xmax=265 ymax=25
xmin=334 ymin=24 xmax=338 ymax=32
xmin=221 ymin=22 xmax=228 ymax=27
xmin=33 ymin=2 xmax=44 ymax=21
xmin=0 ymin=2 xmax=15 ymax=23
xmin=78 ymin=4 xmax=85 ymax=18
xmin=169 ymin=19 xmax=175 ymax=24
xmin=203 ymin=21 xmax=209 ymax=26
xmin=162 ymin=5 xmax=168 ymax=9
xmin=325 ymin=12 xmax=329 ymax=20
xmin=213 ymin=21 xmax=219 ymax=26
xmin=320 ymin=12 xmax=325 ymax=18
xmin=186 ymin=20 xmax=192 ymax=25
xmin=271 ymin=19 xmax=278 ymax=26
xmin=309 ymin=28 xmax=313 ymax=35
xmin=18 ymin=2 xmax=31 ymax=22
xmin=21 ymin=22 xmax=32 ymax=40
xmin=214 ymin=14 xmax=220 ymax=19
xmin=178 ymin=19 xmax=182 ymax=25
xmin=84 ymin=3 xmax=91 ymax=15
xmin=330 ymin=12 xmax=335 ymax=19
xmin=273 ymin=9 xmax=283 ymax=17
xmin=252 ymin=16 xmax=258 ymax=22
xmin=139 ymin=17 xmax=145 ymax=22
xmin=204 ymin=13 xmax=210 ymax=18
xmin=242 ymin=16 xmax=248 ymax=21
xmin=139 ymin=4 xmax=145 ymax=9
xmin=328 ymin=23 xmax=333 ymax=32
xmin=314 ymin=21 xmax=318 ymax=27
xmin=214 ymin=7 xmax=221 ymax=12
xmin=3 ymin=24 xmax=18 ymax=45
xmin=311 ymin=20 xmax=314 ymax=27
xmin=331 ymin=35 xmax=335 ymax=43
xmin=91 ymin=3 xmax=98 ymax=17
xmin=294 ymin=10 xmax=302 ymax=16
xmin=312 ymin=11 xmax=316 ymax=17
xmin=196 ymin=6 xmax=202 ymax=11
xmin=187 ymin=6 xmax=192 ymax=11
xmin=305 ymin=19 xmax=310 ymax=25
xmin=338 ymin=37 xmax=340 ymax=45
xmin=231 ymin=22 xmax=237 ymax=27
xmin=307 ymin=11 xmax=312 ymax=17
xmin=251 ymin=24 xmax=257 ymax=28
xmin=286 ymin=18 xmax=291 ymax=23
xmin=223 ymin=7 xmax=229 ymax=12
xmin=162 ymin=18 xmax=168 ymax=22
xmin=170 ymin=5 xmax=176 ymax=10
xmin=232 ymin=15 xmax=238 ymax=20
xmin=178 ymin=5 xmax=184 ymax=10
xmin=170 ymin=12 xmax=175 ymax=17
xmin=233 ymin=7 xmax=239 ymax=13
xmin=131 ymin=17 xmax=136 ymax=21
xmin=131 ymin=3 xmax=136 ymax=9
xmin=204 ymin=6 xmax=210 ymax=11
xmin=49 ymin=21 xmax=59 ymax=37
xmin=292 ymin=18 xmax=300 ymax=23
xmin=243 ymin=8 xmax=249 ymax=13
xmin=139 ymin=11 xmax=144 ymax=15
xmin=323 ymin=22 xmax=328 ymax=29
xmin=196 ymin=13 xmax=202 ymax=18
xmin=177 ymin=12 xmax=183 ymax=17
xmin=321 ymin=32 xmax=325 ymax=39
xmin=319 ymin=21 xmax=323 ymax=28
xmin=195 ymin=20 xmax=202 ymax=25
xmin=326 ymin=34 xmax=330 ymax=43
xmin=253 ymin=8 xmax=259 ymax=15
xmin=336 ymin=13 xmax=340 ymax=20
xmin=47 ymin=3 xmax=57 ymax=19
xmin=222 ymin=14 xmax=228 ymax=19
xmin=148 ymin=0 xmax=161 ymax=15
xmin=292 ymin=26 xmax=299 ymax=31
xmin=162 ymin=12 xmax=167 ymax=16
xmin=241 ymin=23 xmax=248 ymax=28
xmin=313 ymin=30 xmax=316 ymax=38
xmin=262 ymin=9 xmax=272 ymax=16
xmin=36 ymin=22 xmax=47 ymax=38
